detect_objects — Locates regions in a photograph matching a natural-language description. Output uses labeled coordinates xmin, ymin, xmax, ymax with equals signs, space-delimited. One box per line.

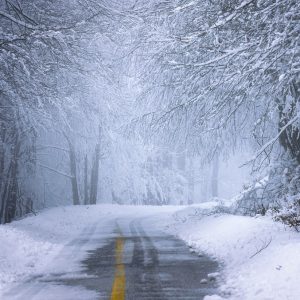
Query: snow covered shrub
xmin=273 ymin=201 xmax=300 ymax=231
xmin=233 ymin=155 xmax=300 ymax=229
xmin=271 ymin=161 xmax=300 ymax=231
xmin=209 ymin=197 xmax=232 ymax=215
xmin=232 ymin=177 xmax=270 ymax=216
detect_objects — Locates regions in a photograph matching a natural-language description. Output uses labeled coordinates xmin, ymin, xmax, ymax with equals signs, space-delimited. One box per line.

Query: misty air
xmin=0 ymin=1 xmax=299 ymax=299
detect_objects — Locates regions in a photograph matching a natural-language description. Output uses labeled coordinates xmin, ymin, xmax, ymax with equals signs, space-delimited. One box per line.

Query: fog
xmin=1 ymin=1 xmax=300 ymax=299
xmin=0 ymin=0 xmax=298 ymax=222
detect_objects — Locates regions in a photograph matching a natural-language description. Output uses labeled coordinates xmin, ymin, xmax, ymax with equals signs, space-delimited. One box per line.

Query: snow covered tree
xmin=129 ymin=0 xmax=299 ymax=215
xmin=0 ymin=0 xmax=129 ymax=222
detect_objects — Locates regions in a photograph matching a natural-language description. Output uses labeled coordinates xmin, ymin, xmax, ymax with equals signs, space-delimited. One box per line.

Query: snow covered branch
xmin=38 ymin=164 xmax=74 ymax=179
xmin=0 ymin=10 xmax=39 ymax=30
xmin=254 ymin=115 xmax=299 ymax=159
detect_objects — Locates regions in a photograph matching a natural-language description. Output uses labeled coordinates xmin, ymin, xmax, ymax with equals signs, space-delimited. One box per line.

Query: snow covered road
xmin=0 ymin=206 xmax=219 ymax=300
xmin=1 ymin=203 xmax=300 ymax=300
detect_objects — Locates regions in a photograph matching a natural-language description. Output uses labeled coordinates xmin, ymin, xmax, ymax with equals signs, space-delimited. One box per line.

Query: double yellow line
xmin=110 ymin=229 xmax=126 ymax=300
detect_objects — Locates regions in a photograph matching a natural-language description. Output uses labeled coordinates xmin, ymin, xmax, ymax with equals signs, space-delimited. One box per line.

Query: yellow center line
xmin=110 ymin=233 xmax=126 ymax=300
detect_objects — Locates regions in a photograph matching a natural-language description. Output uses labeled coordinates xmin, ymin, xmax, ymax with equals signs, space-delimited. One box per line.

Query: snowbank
xmin=0 ymin=206 xmax=102 ymax=293
xmin=166 ymin=205 xmax=300 ymax=300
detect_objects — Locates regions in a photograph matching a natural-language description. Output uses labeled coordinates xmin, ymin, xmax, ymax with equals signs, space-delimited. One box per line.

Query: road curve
xmin=2 ymin=216 xmax=219 ymax=299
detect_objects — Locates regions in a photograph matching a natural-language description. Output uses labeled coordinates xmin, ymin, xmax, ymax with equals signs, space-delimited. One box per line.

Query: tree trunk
xmin=0 ymin=124 xmax=6 ymax=223
xmin=187 ymin=157 xmax=194 ymax=205
xmin=4 ymin=132 xmax=21 ymax=223
xmin=90 ymin=143 xmax=100 ymax=205
xmin=0 ymin=166 xmax=10 ymax=224
xmin=278 ymin=81 xmax=300 ymax=163
xmin=66 ymin=139 xmax=80 ymax=205
xmin=211 ymin=154 xmax=219 ymax=198
xmin=90 ymin=126 xmax=101 ymax=205
xmin=0 ymin=124 xmax=5 ymax=188
xmin=84 ymin=154 xmax=89 ymax=205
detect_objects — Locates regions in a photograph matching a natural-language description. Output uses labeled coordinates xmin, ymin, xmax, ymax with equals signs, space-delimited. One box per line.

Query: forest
xmin=0 ymin=0 xmax=300 ymax=223
xmin=1 ymin=0 xmax=299 ymax=225
xmin=0 ymin=1 xmax=300 ymax=300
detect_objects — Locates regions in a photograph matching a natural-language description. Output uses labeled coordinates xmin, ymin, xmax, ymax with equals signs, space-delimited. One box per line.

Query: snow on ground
xmin=162 ymin=203 xmax=300 ymax=300
xmin=1 ymin=203 xmax=300 ymax=300
xmin=0 ymin=204 xmax=177 ymax=296
xmin=0 ymin=205 xmax=102 ymax=294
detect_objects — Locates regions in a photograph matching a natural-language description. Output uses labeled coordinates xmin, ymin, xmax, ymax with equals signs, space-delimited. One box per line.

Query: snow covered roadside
xmin=0 ymin=204 xmax=178 ymax=297
xmin=163 ymin=204 xmax=300 ymax=300
xmin=0 ymin=205 xmax=106 ymax=295
xmin=2 ymin=202 xmax=299 ymax=300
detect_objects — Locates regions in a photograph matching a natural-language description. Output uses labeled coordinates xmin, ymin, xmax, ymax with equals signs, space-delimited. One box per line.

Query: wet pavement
xmin=2 ymin=217 xmax=219 ymax=299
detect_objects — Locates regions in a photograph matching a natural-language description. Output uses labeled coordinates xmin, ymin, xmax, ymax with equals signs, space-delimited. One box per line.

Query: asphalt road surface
xmin=3 ymin=216 xmax=219 ymax=300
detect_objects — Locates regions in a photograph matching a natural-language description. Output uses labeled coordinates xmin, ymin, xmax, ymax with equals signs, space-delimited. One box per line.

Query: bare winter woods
xmin=0 ymin=0 xmax=299 ymax=225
